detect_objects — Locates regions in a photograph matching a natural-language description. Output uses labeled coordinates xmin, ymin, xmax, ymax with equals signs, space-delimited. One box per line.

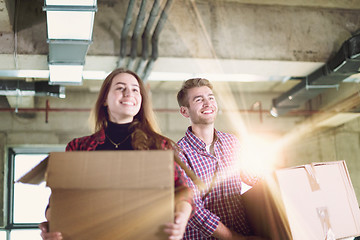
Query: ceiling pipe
xmin=142 ymin=0 xmax=174 ymax=81
xmin=0 ymin=106 xmax=270 ymax=114
xmin=118 ymin=0 xmax=136 ymax=68
xmin=127 ymin=0 xmax=148 ymax=70
xmin=271 ymin=33 xmax=360 ymax=117
xmin=0 ymin=107 xmax=91 ymax=113
xmin=136 ymin=0 xmax=161 ymax=75
xmin=118 ymin=0 xmax=172 ymax=79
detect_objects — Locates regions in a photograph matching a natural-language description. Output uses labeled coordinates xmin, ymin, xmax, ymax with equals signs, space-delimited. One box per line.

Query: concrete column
xmin=0 ymin=132 xmax=6 ymax=227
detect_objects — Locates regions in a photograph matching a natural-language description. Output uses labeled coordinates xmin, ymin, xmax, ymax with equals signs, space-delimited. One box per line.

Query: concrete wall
xmin=281 ymin=117 xmax=360 ymax=197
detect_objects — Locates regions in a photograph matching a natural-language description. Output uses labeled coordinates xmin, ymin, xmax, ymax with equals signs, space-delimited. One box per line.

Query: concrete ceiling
xmin=0 ymin=0 xmax=360 ymax=120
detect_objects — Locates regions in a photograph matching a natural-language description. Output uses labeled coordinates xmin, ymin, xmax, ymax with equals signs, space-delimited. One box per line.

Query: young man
xmin=176 ymin=78 xmax=264 ymax=240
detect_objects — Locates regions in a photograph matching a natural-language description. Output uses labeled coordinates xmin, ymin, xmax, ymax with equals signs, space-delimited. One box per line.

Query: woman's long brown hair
xmin=91 ymin=68 xmax=173 ymax=150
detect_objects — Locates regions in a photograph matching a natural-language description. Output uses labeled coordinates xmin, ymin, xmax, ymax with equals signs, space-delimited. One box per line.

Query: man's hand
xmin=39 ymin=221 xmax=63 ymax=240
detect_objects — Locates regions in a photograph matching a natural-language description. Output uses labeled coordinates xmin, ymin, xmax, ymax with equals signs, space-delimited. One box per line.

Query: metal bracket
xmin=305 ymin=77 xmax=339 ymax=90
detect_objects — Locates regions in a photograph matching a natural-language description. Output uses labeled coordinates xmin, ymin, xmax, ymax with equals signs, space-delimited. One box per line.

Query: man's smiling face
xmin=180 ymin=86 xmax=218 ymax=125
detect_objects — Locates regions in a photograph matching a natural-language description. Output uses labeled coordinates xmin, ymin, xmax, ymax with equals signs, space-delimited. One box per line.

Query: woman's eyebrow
xmin=114 ymin=81 xmax=139 ymax=88
xmin=114 ymin=81 xmax=125 ymax=86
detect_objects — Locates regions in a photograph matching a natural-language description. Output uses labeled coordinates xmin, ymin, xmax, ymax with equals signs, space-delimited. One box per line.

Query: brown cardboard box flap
xmin=16 ymin=156 xmax=49 ymax=184
xmin=47 ymin=151 xmax=174 ymax=189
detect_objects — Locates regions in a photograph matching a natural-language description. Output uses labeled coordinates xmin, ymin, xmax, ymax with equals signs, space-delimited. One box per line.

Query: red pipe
xmin=45 ymin=99 xmax=49 ymax=123
xmin=250 ymin=101 xmax=263 ymax=123
xmin=0 ymin=98 xmax=328 ymax=117
xmin=0 ymin=107 xmax=323 ymax=115
xmin=0 ymin=108 xmax=92 ymax=112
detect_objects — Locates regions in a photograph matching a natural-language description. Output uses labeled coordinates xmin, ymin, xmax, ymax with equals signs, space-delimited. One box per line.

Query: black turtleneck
xmin=96 ymin=121 xmax=133 ymax=150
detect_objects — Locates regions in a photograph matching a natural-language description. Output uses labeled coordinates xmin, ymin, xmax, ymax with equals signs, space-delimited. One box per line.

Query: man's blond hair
xmin=177 ymin=78 xmax=213 ymax=107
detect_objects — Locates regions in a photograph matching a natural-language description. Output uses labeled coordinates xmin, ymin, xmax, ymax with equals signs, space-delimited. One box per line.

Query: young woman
xmin=39 ymin=68 xmax=193 ymax=240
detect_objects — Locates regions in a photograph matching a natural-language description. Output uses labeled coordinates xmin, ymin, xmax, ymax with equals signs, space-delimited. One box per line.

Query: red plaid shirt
xmin=177 ymin=127 xmax=258 ymax=239
xmin=66 ymin=128 xmax=193 ymax=206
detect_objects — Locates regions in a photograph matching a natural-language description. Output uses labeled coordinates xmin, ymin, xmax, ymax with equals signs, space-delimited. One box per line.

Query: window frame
xmin=1 ymin=146 xmax=65 ymax=239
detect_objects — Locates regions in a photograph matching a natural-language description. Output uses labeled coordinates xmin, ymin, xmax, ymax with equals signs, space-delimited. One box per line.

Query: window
xmin=13 ymin=154 xmax=50 ymax=224
xmin=1 ymin=147 xmax=62 ymax=240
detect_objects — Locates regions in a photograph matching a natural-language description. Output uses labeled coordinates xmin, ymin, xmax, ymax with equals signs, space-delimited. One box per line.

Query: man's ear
xmin=180 ymin=106 xmax=189 ymax=118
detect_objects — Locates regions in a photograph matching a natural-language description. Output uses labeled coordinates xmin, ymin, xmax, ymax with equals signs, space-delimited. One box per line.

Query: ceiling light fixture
xmin=48 ymin=64 xmax=84 ymax=85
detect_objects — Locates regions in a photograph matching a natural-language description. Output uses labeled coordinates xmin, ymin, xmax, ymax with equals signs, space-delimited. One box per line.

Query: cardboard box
xmin=243 ymin=179 xmax=292 ymax=240
xmin=243 ymin=160 xmax=360 ymax=240
xmin=18 ymin=151 xmax=174 ymax=240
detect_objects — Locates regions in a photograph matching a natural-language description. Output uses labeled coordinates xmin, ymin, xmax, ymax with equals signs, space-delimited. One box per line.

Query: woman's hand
xmin=163 ymin=201 xmax=192 ymax=240
xmin=39 ymin=221 xmax=63 ymax=240
xmin=164 ymin=211 xmax=189 ymax=240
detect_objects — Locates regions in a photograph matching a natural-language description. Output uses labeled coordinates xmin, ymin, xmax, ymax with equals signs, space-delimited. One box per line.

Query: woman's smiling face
xmin=105 ymin=73 xmax=142 ymax=124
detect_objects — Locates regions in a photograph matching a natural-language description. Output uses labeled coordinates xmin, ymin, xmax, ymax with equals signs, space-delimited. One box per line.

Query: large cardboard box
xmin=18 ymin=151 xmax=174 ymax=240
xmin=243 ymin=160 xmax=360 ymax=240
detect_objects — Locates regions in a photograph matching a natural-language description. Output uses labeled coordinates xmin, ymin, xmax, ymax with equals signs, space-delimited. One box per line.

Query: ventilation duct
xmin=43 ymin=0 xmax=97 ymax=85
xmin=0 ymin=80 xmax=65 ymax=98
xmin=271 ymin=34 xmax=360 ymax=117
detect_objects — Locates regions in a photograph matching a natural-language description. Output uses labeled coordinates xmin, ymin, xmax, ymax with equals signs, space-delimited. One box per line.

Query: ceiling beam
xmin=0 ymin=54 xmax=325 ymax=82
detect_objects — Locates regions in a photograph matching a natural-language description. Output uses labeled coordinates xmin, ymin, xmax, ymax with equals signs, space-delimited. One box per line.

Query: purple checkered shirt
xmin=177 ymin=127 xmax=257 ymax=239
